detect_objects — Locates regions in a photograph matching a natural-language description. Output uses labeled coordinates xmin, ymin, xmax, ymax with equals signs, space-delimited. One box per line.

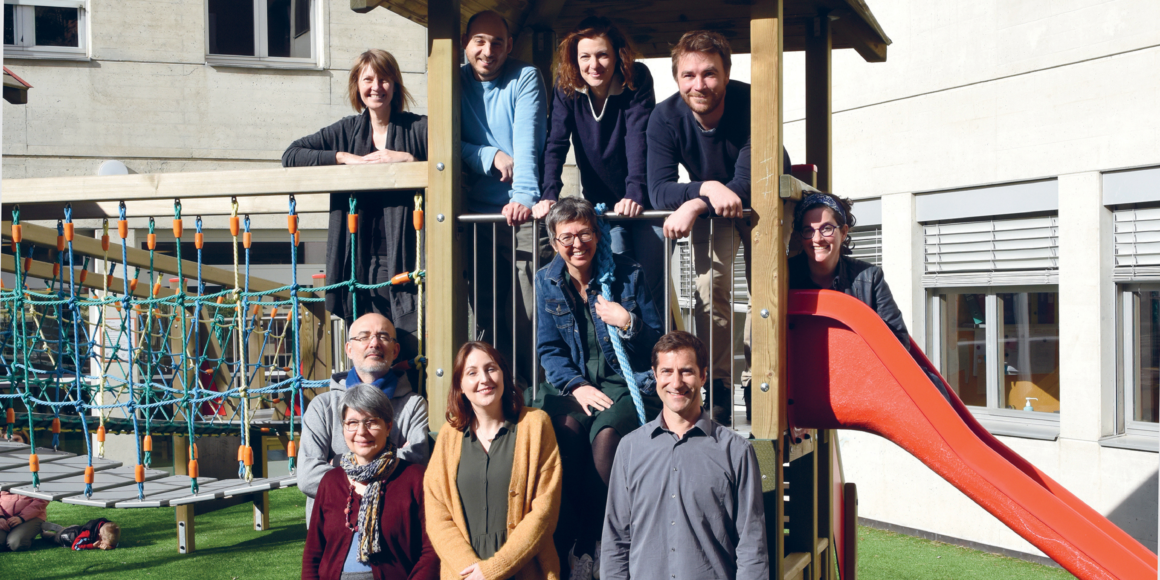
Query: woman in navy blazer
xmin=536 ymin=17 xmax=664 ymax=311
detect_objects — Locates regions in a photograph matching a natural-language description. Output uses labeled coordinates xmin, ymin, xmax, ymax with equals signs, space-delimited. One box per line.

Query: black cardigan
xmin=282 ymin=110 xmax=427 ymax=334
xmin=541 ymin=62 xmax=655 ymax=207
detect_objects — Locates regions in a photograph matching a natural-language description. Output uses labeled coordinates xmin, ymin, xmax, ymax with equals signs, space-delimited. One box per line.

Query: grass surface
xmin=858 ymin=526 xmax=1076 ymax=579
xmin=1 ymin=488 xmax=1075 ymax=579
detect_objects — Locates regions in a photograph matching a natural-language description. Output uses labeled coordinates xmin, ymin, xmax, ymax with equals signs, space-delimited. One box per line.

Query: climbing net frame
xmin=0 ymin=193 xmax=426 ymax=501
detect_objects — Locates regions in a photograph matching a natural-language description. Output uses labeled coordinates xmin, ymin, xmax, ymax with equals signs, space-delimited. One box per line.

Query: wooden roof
xmin=354 ymin=0 xmax=890 ymax=62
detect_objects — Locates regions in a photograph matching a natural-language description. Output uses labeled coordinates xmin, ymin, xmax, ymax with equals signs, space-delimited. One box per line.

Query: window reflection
xmin=999 ymin=292 xmax=1059 ymax=412
xmin=940 ymin=292 xmax=987 ymax=407
xmin=33 ymin=6 xmax=78 ymax=48
xmin=1136 ymin=291 xmax=1160 ymax=422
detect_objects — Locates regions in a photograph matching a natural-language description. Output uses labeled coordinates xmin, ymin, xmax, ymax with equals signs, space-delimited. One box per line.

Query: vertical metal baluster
xmin=708 ymin=217 xmax=714 ymax=416
xmin=511 ymin=223 xmax=518 ymax=385
xmin=492 ymin=222 xmax=497 ymax=345
xmin=730 ymin=222 xmax=736 ymax=431
xmin=472 ymin=223 xmax=478 ymax=341
xmin=531 ymin=219 xmax=540 ymax=398
xmin=664 ymin=232 xmax=672 ymax=334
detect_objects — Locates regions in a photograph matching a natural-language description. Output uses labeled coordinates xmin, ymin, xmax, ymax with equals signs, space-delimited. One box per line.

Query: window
xmin=848 ymin=226 xmax=882 ymax=266
xmin=1113 ymin=206 xmax=1160 ymax=447
xmin=925 ymin=216 xmax=1061 ymax=439
xmin=3 ymin=0 xmax=87 ymax=60
xmin=206 ymin=0 xmax=317 ymax=68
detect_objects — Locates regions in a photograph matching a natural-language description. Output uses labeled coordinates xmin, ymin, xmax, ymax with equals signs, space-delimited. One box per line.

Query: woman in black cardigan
xmin=283 ymin=49 xmax=427 ymax=363
xmin=537 ymin=17 xmax=663 ymax=310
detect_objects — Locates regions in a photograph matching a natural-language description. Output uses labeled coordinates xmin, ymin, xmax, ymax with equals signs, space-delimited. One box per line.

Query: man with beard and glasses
xmin=645 ymin=30 xmax=791 ymax=426
xmin=298 ymin=313 xmax=430 ymax=527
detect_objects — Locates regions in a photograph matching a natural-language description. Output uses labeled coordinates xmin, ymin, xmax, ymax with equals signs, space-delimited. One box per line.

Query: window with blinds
xmin=923 ymin=216 xmax=1059 ymax=287
xmin=1114 ymin=207 xmax=1160 ymax=281
xmin=849 ymin=227 xmax=882 ymax=266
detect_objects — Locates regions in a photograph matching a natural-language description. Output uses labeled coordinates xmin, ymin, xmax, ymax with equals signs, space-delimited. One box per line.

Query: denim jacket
xmin=536 ymin=253 xmax=663 ymax=394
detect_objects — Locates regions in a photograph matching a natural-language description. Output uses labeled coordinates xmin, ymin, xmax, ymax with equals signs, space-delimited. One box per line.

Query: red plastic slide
xmin=786 ymin=290 xmax=1158 ymax=580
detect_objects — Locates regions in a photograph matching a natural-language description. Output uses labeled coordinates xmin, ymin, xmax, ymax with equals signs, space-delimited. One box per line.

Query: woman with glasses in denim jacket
xmin=789 ymin=192 xmax=950 ymax=401
xmin=531 ymin=197 xmax=664 ymax=579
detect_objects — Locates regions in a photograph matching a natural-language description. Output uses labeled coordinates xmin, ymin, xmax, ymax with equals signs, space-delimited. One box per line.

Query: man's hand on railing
xmin=532 ymin=199 xmax=555 ymax=220
xmin=335 ymin=150 xmax=415 ymax=164
xmin=663 ymin=198 xmax=707 ymax=239
xmin=613 ymin=198 xmax=643 ymax=218
xmin=502 ymin=202 xmax=532 ymax=226
xmin=700 ymin=180 xmax=744 ymax=218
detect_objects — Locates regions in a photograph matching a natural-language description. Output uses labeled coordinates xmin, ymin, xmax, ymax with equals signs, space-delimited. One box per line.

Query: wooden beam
xmin=1 ymin=254 xmax=168 ymax=299
xmin=829 ymin=9 xmax=886 ymax=63
xmin=12 ymin=194 xmax=330 ymax=221
xmin=2 ymin=221 xmax=293 ymax=300
xmin=1 ymin=162 xmax=428 ymax=205
xmin=749 ymin=0 xmax=786 ymax=442
xmin=426 ymin=0 xmax=465 ymax=431
xmin=805 ymin=13 xmax=833 ymax=193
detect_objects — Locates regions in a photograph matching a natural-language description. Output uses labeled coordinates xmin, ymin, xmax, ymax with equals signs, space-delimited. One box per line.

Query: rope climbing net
xmin=0 ymin=194 xmax=426 ymax=501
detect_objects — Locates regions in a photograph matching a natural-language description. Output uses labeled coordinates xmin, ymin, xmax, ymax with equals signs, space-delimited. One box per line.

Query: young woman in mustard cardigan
xmin=424 ymin=342 xmax=563 ymax=580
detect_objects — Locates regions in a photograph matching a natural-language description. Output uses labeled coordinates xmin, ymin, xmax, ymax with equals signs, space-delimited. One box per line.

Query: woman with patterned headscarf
xmin=302 ymin=385 xmax=438 ymax=580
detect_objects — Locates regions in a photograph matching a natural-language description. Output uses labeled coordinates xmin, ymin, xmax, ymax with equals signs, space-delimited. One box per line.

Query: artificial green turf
xmin=857 ymin=526 xmax=1076 ymax=579
xmin=1 ymin=490 xmax=1077 ymax=579
xmin=0 ymin=487 xmax=309 ymax=580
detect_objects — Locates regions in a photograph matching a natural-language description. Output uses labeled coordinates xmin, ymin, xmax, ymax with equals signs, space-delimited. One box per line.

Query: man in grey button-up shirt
xmin=601 ymin=331 xmax=769 ymax=580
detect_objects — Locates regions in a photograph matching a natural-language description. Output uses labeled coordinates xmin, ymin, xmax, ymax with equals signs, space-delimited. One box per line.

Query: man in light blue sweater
xmin=460 ymin=10 xmax=548 ymax=386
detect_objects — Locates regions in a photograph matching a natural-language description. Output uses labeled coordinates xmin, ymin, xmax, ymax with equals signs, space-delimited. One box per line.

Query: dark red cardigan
xmin=302 ymin=461 xmax=439 ymax=580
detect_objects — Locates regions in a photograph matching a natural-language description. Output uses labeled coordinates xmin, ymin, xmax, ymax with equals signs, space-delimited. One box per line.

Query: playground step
xmin=0 ymin=456 xmax=121 ymax=491
xmin=64 ymin=476 xmax=219 ymax=508
xmin=10 ymin=465 xmax=168 ymax=501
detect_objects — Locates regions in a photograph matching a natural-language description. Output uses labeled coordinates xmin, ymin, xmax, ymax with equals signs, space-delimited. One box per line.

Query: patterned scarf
xmin=339 ymin=442 xmax=399 ymax=563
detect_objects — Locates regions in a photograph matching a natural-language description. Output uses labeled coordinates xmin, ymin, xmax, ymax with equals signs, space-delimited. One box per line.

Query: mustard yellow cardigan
xmin=424 ymin=407 xmax=563 ymax=580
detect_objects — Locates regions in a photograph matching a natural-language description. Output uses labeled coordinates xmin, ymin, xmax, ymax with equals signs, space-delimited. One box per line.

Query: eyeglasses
xmin=348 ymin=332 xmax=395 ymax=344
xmin=343 ymin=419 xmax=386 ymax=433
xmin=799 ymin=224 xmax=839 ymax=239
xmin=554 ymin=231 xmax=595 ymax=246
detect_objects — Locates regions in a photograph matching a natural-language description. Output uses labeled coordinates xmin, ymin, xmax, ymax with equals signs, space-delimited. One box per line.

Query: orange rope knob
xmin=52 ymin=263 xmax=60 ymax=278
xmin=413 ymin=209 xmax=424 ymax=230
xmin=188 ymin=460 xmax=199 ymax=478
xmin=286 ymin=441 xmax=297 ymax=458
xmin=118 ymin=219 xmax=129 ymax=239
xmin=129 ymin=278 xmax=139 ymax=293
xmin=101 ymin=234 xmax=110 ymax=251
xmin=147 ymin=232 xmax=156 ymax=250
xmin=194 ymin=232 xmax=204 ymax=250
xmin=11 ymin=224 xmax=22 ymax=243
xmin=152 ymin=281 xmax=162 ymax=297
xmin=134 ymin=464 xmax=145 ymax=483
xmin=230 ymin=216 xmax=240 ymax=236
xmin=79 ymin=270 xmax=88 ymax=284
xmin=63 ymin=222 xmax=75 ymax=242
xmin=51 ymin=418 xmax=61 ymax=434
xmin=260 ymin=427 xmax=270 ymax=434
xmin=29 ymin=454 xmax=39 ymax=473
xmin=5 ymin=408 xmax=15 ymax=424
xmin=237 ymin=446 xmax=245 ymax=462
xmin=243 ymin=231 xmax=252 ymax=249
xmin=56 ymin=235 xmax=65 ymax=252
xmin=191 ymin=443 xmax=199 ymax=459
xmin=216 ymin=295 xmax=224 ymax=304
xmin=294 ymin=230 xmax=300 ymax=247
xmin=106 ymin=273 xmax=115 ymax=287
xmin=390 ymin=272 xmax=413 ymax=285
xmin=269 ymin=307 xmax=279 ymax=320
xmin=172 ymin=218 xmax=183 ymax=239
xmin=22 ymin=256 xmax=31 ymax=272
xmin=97 ymin=425 xmax=106 ymax=442
xmin=288 ymin=215 xmax=298 ymax=234
xmin=348 ymin=213 xmax=358 ymax=233
xmin=284 ymin=309 xmax=293 ymax=322
xmin=243 ymin=446 xmax=254 ymax=466
xmin=143 ymin=435 xmax=153 ymax=452
xmin=84 ymin=466 xmax=94 ymax=485
xmin=251 ymin=304 xmax=261 ymax=317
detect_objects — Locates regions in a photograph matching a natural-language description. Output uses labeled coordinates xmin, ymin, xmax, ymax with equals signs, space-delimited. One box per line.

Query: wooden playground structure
xmin=1 ymin=0 xmax=892 ymax=576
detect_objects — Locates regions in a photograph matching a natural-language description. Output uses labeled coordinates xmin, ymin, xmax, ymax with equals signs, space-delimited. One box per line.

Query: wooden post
xmin=805 ymin=13 xmax=833 ymax=193
xmin=177 ymin=504 xmax=195 ymax=553
xmin=749 ymin=0 xmax=786 ymax=441
xmin=426 ymin=0 xmax=464 ymax=430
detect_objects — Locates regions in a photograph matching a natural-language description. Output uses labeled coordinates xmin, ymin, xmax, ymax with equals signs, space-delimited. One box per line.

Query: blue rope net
xmin=0 ymin=196 xmax=425 ymax=500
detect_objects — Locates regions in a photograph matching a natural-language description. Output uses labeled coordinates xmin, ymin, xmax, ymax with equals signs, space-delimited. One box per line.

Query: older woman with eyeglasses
xmin=790 ymin=192 xmax=950 ymax=401
xmin=530 ymin=197 xmax=663 ymax=578
xmin=303 ymin=385 xmax=438 ymax=580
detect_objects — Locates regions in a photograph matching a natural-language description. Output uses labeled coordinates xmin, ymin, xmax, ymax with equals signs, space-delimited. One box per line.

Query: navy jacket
xmin=542 ymin=63 xmax=655 ymax=207
xmin=536 ymin=253 xmax=663 ymax=394
xmin=646 ymin=81 xmax=791 ymax=212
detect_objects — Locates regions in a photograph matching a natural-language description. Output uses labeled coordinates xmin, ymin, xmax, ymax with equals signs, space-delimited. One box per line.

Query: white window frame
xmin=3 ymin=0 xmax=89 ymax=61
xmin=1116 ymin=285 xmax=1160 ymax=438
xmin=204 ymin=0 xmax=323 ymax=70
xmin=928 ymin=285 xmax=1062 ymax=440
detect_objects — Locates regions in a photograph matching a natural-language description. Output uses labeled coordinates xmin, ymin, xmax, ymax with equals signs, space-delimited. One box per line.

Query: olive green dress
xmin=456 ymin=420 xmax=517 ymax=573
xmin=527 ymin=273 xmax=661 ymax=442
